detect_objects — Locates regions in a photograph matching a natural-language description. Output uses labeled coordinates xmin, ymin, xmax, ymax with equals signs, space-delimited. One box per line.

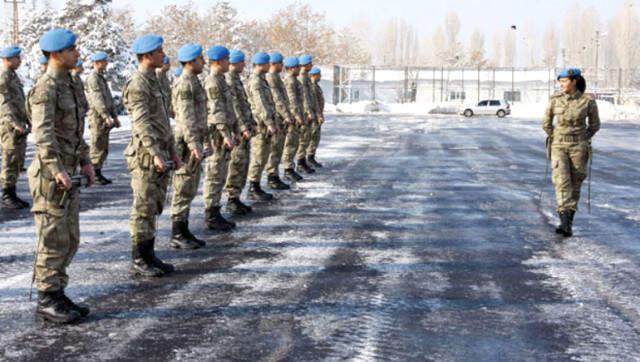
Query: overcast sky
xmin=2 ymin=0 xmax=636 ymax=42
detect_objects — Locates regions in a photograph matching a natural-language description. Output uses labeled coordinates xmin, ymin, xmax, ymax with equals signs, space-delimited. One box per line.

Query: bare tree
xmin=444 ymin=12 xmax=464 ymax=65
xmin=489 ymin=31 xmax=503 ymax=67
xmin=504 ymin=29 xmax=515 ymax=67
xmin=611 ymin=0 xmax=640 ymax=77
xmin=542 ymin=23 xmax=559 ymax=68
xmin=467 ymin=28 xmax=486 ymax=67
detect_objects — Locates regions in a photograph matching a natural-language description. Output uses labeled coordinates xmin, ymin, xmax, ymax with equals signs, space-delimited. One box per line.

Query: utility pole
xmin=4 ymin=0 xmax=25 ymax=46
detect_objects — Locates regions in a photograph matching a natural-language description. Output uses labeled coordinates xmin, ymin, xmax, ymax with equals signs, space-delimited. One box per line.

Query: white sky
xmin=1 ymin=0 xmax=636 ymax=42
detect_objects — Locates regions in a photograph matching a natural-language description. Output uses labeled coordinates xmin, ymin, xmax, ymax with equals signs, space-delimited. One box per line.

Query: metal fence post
xmin=372 ymin=65 xmax=376 ymax=102
xmin=332 ymin=65 xmax=340 ymax=105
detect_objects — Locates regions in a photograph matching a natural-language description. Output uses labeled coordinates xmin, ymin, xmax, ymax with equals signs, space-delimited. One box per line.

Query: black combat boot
xmin=248 ymin=182 xmax=274 ymax=201
xmin=36 ymin=291 xmax=82 ymax=324
xmin=206 ymin=207 xmax=236 ymax=231
xmin=170 ymin=221 xmax=201 ymax=249
xmin=226 ymin=197 xmax=252 ymax=216
xmin=284 ymin=168 xmax=303 ymax=182
xmin=267 ymin=174 xmax=290 ymax=190
xmin=2 ymin=186 xmax=29 ymax=209
xmin=149 ymin=238 xmax=175 ymax=273
xmin=307 ymin=155 xmax=323 ymax=168
xmin=59 ymin=290 xmax=90 ymax=318
xmin=296 ymin=158 xmax=315 ymax=174
xmin=183 ymin=220 xmax=206 ymax=247
xmin=131 ymin=241 xmax=165 ymax=277
xmin=94 ymin=169 xmax=112 ymax=185
xmin=555 ymin=211 xmax=573 ymax=237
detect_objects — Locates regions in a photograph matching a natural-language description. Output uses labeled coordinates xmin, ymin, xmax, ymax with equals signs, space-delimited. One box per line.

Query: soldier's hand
xmin=296 ymin=116 xmax=305 ymax=125
xmin=307 ymin=113 xmax=315 ymax=122
xmin=55 ymin=171 xmax=72 ymax=191
xmin=191 ymin=148 xmax=202 ymax=161
xmin=268 ymin=125 xmax=277 ymax=135
xmin=223 ymin=137 xmax=234 ymax=150
xmin=14 ymin=125 xmax=25 ymax=135
xmin=170 ymin=110 xmax=176 ymax=119
xmin=154 ymin=155 xmax=167 ymax=173
xmin=287 ymin=117 xmax=295 ymax=126
xmin=242 ymin=130 xmax=252 ymax=140
xmin=81 ymin=164 xmax=95 ymax=187
xmin=113 ymin=117 xmax=121 ymax=128
xmin=172 ymin=154 xmax=183 ymax=169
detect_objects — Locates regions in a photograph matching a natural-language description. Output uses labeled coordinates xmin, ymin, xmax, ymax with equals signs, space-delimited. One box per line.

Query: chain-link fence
xmin=325 ymin=65 xmax=640 ymax=106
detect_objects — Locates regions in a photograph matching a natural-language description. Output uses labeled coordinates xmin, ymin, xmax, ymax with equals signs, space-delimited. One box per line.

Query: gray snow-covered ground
xmin=1 ymin=113 xmax=639 ymax=361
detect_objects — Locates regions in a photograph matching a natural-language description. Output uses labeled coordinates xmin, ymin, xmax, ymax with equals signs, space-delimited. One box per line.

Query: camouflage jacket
xmin=312 ymin=80 xmax=325 ymax=120
xmin=284 ymin=72 xmax=304 ymax=124
xmin=156 ymin=69 xmax=173 ymax=115
xmin=0 ymin=68 xmax=27 ymax=129
xmin=123 ymin=67 xmax=176 ymax=161
xmin=173 ymin=70 xmax=209 ymax=153
xmin=226 ymin=71 xmax=255 ymax=134
xmin=543 ymin=91 xmax=600 ymax=142
xmin=85 ymin=70 xmax=117 ymax=122
xmin=299 ymin=71 xmax=316 ymax=118
xmin=246 ymin=71 xmax=276 ymax=131
xmin=71 ymin=73 xmax=89 ymax=120
xmin=205 ymin=69 xmax=238 ymax=142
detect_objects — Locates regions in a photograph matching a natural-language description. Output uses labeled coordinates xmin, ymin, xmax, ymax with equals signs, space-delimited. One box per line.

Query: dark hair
xmin=571 ymin=75 xmax=587 ymax=93
xmin=42 ymin=51 xmax=50 ymax=59
xmin=136 ymin=54 xmax=144 ymax=62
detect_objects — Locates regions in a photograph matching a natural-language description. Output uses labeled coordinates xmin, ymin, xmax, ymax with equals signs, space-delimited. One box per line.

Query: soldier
xmin=0 ymin=46 xmax=30 ymax=209
xmin=70 ymin=59 xmax=89 ymax=117
xmin=246 ymin=52 xmax=279 ymax=201
xmin=169 ymin=43 xmax=208 ymax=249
xmin=307 ymin=67 xmax=325 ymax=168
xmin=265 ymin=52 xmax=293 ymax=190
xmin=156 ymin=55 xmax=174 ymax=118
xmin=203 ymin=45 xmax=237 ymax=231
xmin=281 ymin=56 xmax=305 ymax=182
xmin=224 ymin=50 xmax=256 ymax=215
xmin=296 ymin=54 xmax=317 ymax=174
xmin=123 ymin=34 xmax=182 ymax=277
xmin=86 ymin=51 xmax=120 ymax=185
xmin=28 ymin=28 xmax=95 ymax=323
xmin=543 ymin=68 xmax=600 ymax=237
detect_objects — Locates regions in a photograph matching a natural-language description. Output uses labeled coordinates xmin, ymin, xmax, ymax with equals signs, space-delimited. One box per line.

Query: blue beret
xmin=178 ymin=43 xmax=203 ymax=63
xmin=0 ymin=46 xmax=21 ymax=58
xmin=39 ymin=55 xmax=48 ymax=65
xmin=75 ymin=60 xmax=83 ymax=68
xmin=252 ymin=52 xmax=270 ymax=65
xmin=299 ymin=55 xmax=313 ymax=66
xmin=132 ymin=34 xmax=164 ymax=54
xmin=270 ymin=52 xmax=283 ymax=64
xmin=557 ymin=68 xmax=582 ymax=80
xmin=39 ymin=28 xmax=77 ymax=52
xmin=89 ymin=51 xmax=108 ymax=62
xmin=175 ymin=67 xmax=183 ymax=77
xmin=309 ymin=67 xmax=321 ymax=75
xmin=207 ymin=45 xmax=230 ymax=61
xmin=229 ymin=50 xmax=245 ymax=64
xmin=284 ymin=57 xmax=299 ymax=68
xmin=163 ymin=56 xmax=170 ymax=65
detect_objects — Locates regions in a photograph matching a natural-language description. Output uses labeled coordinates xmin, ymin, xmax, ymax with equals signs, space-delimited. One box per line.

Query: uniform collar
xmin=138 ymin=66 xmax=157 ymax=81
xmin=565 ymin=91 xmax=583 ymax=100
xmin=46 ymin=67 xmax=70 ymax=81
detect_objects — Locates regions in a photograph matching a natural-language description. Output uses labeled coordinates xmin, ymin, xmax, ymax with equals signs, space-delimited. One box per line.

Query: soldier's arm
xmin=542 ymin=98 xmax=555 ymax=136
xmin=587 ymin=99 xmax=600 ymax=139
xmin=250 ymin=79 xmax=275 ymax=128
xmin=0 ymin=76 xmax=21 ymax=128
xmin=206 ymin=81 xmax=232 ymax=140
xmin=126 ymin=80 xmax=164 ymax=157
xmin=285 ymin=79 xmax=302 ymax=119
xmin=30 ymin=83 xmax=65 ymax=176
xmin=177 ymin=81 xmax=203 ymax=153
xmin=226 ymin=80 xmax=247 ymax=135
xmin=270 ymin=79 xmax=292 ymax=121
xmin=86 ymin=74 xmax=111 ymax=121
xmin=301 ymin=79 xmax=315 ymax=117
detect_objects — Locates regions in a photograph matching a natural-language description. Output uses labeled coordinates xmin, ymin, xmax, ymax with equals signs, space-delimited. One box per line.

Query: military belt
xmin=554 ymin=134 xmax=587 ymax=143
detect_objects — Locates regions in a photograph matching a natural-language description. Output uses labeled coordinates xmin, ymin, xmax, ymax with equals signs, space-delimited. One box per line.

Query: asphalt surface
xmin=1 ymin=114 xmax=639 ymax=361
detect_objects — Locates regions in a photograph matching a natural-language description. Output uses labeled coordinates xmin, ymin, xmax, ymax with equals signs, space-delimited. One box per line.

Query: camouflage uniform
xmin=282 ymin=72 xmax=304 ymax=170
xmin=296 ymin=70 xmax=316 ymax=161
xmin=543 ymin=91 xmax=600 ymax=213
xmin=0 ymin=67 xmax=28 ymax=190
xmin=156 ymin=69 xmax=173 ymax=116
xmin=85 ymin=69 xmax=117 ymax=170
xmin=203 ymin=69 xmax=237 ymax=209
xmin=224 ymin=71 xmax=255 ymax=199
xmin=123 ymin=67 xmax=176 ymax=248
xmin=266 ymin=72 xmax=292 ymax=176
xmin=171 ymin=69 xmax=209 ymax=222
xmin=27 ymin=68 xmax=90 ymax=292
xmin=246 ymin=71 xmax=276 ymax=183
xmin=307 ymin=79 xmax=325 ymax=158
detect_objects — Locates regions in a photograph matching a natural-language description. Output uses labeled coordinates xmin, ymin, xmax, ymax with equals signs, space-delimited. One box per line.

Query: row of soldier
xmin=0 ymin=28 xmax=327 ymax=324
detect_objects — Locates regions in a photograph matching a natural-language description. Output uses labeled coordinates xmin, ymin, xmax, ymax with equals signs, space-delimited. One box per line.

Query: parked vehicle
xmin=461 ymin=99 xmax=511 ymax=118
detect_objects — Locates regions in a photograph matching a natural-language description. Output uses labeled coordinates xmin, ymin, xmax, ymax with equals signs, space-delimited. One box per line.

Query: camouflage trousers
xmin=248 ymin=131 xmax=272 ymax=183
xmin=129 ymin=167 xmax=171 ymax=246
xmin=282 ymin=125 xmax=300 ymax=170
xmin=224 ymin=138 xmax=250 ymax=199
xmin=295 ymin=123 xmax=311 ymax=161
xmin=203 ymin=143 xmax=231 ymax=209
xmin=89 ymin=117 xmax=111 ymax=169
xmin=1 ymin=125 xmax=27 ymax=188
xmin=306 ymin=121 xmax=322 ymax=157
xmin=28 ymin=163 xmax=80 ymax=292
xmin=551 ymin=142 xmax=589 ymax=212
xmin=267 ymin=127 xmax=287 ymax=176
xmin=171 ymin=158 xmax=202 ymax=223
